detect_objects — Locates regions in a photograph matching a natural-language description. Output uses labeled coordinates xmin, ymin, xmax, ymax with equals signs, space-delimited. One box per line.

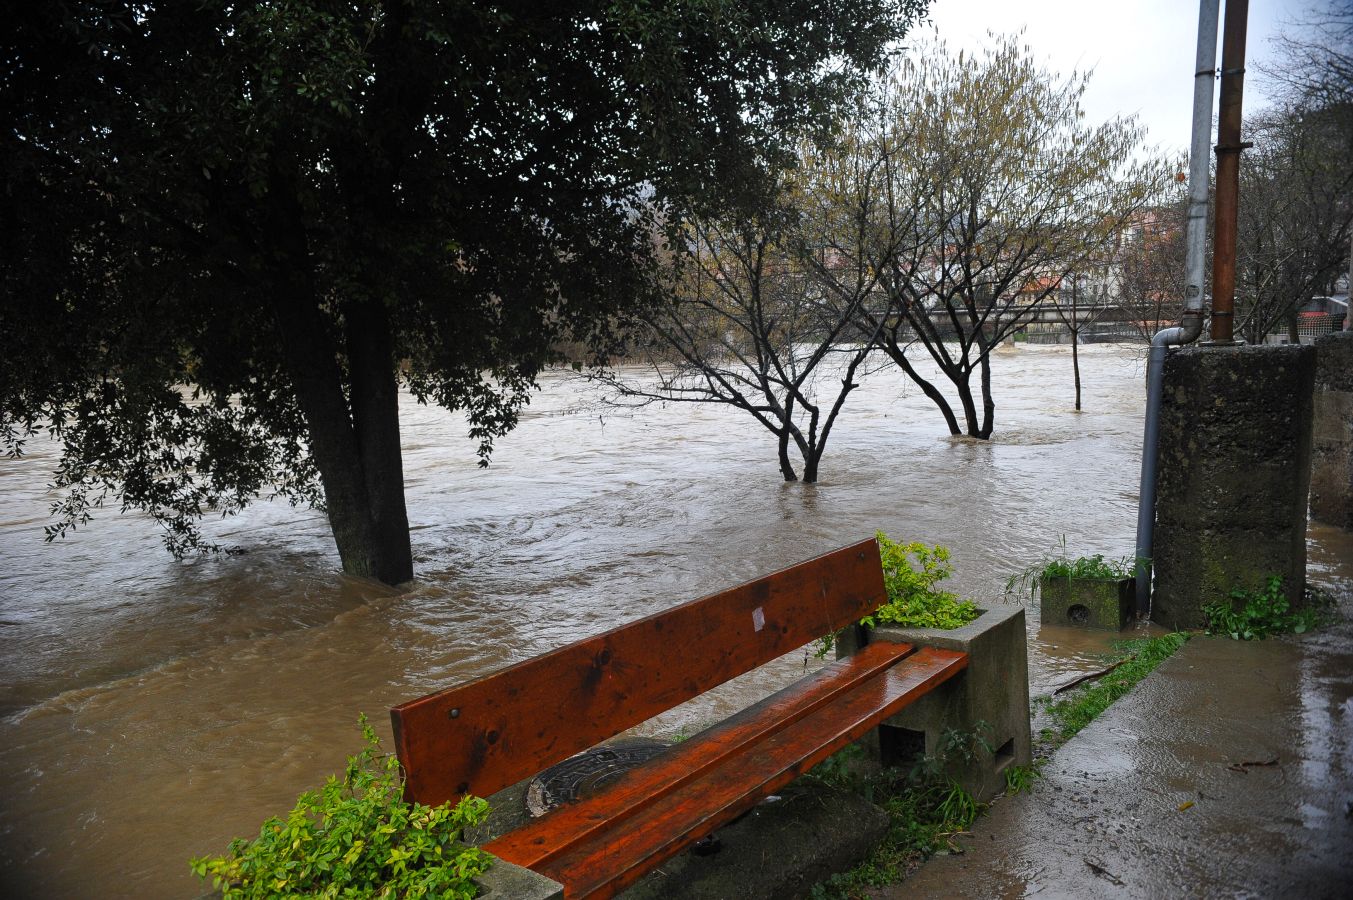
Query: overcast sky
xmin=921 ymin=0 xmax=1298 ymax=154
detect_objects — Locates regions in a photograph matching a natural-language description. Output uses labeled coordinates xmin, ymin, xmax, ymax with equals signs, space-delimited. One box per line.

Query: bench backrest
xmin=391 ymin=537 xmax=886 ymax=806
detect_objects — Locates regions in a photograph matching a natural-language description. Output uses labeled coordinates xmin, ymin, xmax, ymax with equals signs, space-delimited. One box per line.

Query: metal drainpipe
xmin=1133 ymin=0 xmax=1219 ymax=619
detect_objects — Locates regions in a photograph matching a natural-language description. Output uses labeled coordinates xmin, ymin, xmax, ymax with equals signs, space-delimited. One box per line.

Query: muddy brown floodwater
xmin=0 ymin=344 xmax=1347 ymax=897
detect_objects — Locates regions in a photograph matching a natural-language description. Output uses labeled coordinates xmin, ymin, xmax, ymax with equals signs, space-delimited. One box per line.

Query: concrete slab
xmin=475 ymin=860 xmax=563 ymax=900
xmin=873 ymin=594 xmax=1353 ymax=899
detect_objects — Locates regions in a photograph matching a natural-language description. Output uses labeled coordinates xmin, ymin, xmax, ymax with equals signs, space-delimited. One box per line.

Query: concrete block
xmin=867 ymin=604 xmax=1032 ymax=802
xmin=619 ymin=778 xmax=888 ymax=900
xmin=475 ymin=859 xmax=564 ymax=900
xmin=1039 ymin=576 xmax=1133 ymax=630
xmin=1311 ymin=331 xmax=1353 ymax=528
xmin=1153 ymin=345 xmax=1315 ymax=629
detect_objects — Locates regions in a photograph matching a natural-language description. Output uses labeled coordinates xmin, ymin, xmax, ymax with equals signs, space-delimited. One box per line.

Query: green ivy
xmin=807 ymin=726 xmax=990 ymax=899
xmin=1004 ymin=537 xmax=1137 ymax=598
xmin=190 ymin=715 xmax=491 ymax=899
xmin=1202 ymin=576 xmax=1327 ymax=641
xmin=1036 ymin=553 xmax=1134 ymax=580
xmin=863 ymin=532 xmax=979 ymax=631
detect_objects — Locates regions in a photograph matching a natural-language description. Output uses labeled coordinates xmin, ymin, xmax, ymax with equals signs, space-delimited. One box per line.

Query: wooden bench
xmin=390 ymin=538 xmax=968 ymax=899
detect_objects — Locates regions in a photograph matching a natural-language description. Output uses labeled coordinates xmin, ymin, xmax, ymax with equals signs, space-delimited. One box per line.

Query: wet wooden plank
xmin=391 ymin=538 xmax=886 ymax=805
xmin=483 ymin=638 xmax=917 ymax=870
xmin=533 ymin=646 xmax=969 ymax=900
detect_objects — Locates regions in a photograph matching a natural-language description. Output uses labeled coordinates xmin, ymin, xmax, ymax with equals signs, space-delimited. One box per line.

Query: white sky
xmin=921 ymin=0 xmax=1299 ymax=154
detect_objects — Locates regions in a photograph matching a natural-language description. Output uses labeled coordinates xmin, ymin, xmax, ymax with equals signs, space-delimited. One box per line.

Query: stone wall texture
xmin=1152 ymin=345 xmax=1315 ymax=629
xmin=1310 ymin=331 xmax=1353 ymax=528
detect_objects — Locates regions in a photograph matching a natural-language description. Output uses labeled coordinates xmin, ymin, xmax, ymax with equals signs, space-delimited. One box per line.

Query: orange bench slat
xmin=391 ymin=539 xmax=887 ymax=805
xmin=527 ymin=646 xmax=970 ymax=899
xmin=483 ymin=638 xmax=917 ymax=870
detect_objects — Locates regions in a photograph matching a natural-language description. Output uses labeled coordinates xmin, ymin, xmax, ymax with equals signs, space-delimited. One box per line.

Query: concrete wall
xmin=1311 ymin=331 xmax=1353 ymax=528
xmin=867 ymin=605 xmax=1032 ymax=802
xmin=1152 ymin=345 xmax=1316 ymax=629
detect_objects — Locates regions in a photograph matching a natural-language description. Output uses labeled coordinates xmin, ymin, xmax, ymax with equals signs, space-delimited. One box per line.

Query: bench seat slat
xmin=510 ymin=646 xmax=969 ymax=900
xmin=483 ymin=638 xmax=917 ymax=870
xmin=392 ymin=539 xmax=886 ymax=805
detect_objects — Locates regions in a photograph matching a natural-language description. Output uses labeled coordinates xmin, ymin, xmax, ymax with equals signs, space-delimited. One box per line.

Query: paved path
xmin=884 ymin=611 xmax=1353 ymax=899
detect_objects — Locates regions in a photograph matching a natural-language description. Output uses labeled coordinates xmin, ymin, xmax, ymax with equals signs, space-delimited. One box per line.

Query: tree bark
xmin=261 ymin=175 xmax=413 ymax=585
xmin=777 ymin=430 xmax=799 ymax=481
xmin=345 ymin=299 xmax=414 ymax=584
xmin=271 ymin=288 xmax=388 ymax=581
xmin=1072 ymin=334 xmax=1082 ymax=411
xmin=882 ymin=343 xmax=962 ymax=436
xmin=803 ymin=451 xmax=820 ymax=484
xmin=974 ymin=350 xmax=995 ymax=439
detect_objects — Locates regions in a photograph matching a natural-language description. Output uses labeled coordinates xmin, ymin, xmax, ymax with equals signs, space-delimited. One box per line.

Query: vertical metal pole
xmin=1134 ymin=0 xmax=1219 ymax=618
xmin=1209 ymin=0 xmax=1250 ymax=345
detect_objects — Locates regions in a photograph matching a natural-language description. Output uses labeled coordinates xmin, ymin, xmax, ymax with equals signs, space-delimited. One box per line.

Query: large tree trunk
xmin=802 ymin=449 xmax=820 ymax=484
xmin=259 ymin=156 xmax=414 ymax=586
xmin=272 ymin=289 xmax=407 ymax=582
xmin=977 ymin=352 xmax=994 ymax=438
xmin=956 ymin=369 xmax=983 ymax=438
xmin=345 ymin=299 xmax=414 ymax=584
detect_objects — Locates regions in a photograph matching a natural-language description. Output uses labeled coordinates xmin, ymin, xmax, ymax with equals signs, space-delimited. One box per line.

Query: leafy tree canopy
xmin=2 ymin=0 xmax=928 ymax=582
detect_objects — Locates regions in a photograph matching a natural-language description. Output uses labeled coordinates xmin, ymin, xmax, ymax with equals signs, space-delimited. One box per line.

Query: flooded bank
xmin=0 ymin=344 xmax=1346 ymax=897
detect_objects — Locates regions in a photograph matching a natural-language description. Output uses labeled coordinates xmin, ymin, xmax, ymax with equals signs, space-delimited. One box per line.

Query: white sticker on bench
xmin=752 ymin=606 xmax=765 ymax=632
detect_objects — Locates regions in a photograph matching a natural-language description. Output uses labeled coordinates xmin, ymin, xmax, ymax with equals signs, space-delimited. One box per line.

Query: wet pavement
xmin=887 ymin=592 xmax=1353 ymax=900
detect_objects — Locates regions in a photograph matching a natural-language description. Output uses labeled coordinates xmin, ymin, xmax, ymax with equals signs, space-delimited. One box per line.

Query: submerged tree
xmin=1 ymin=0 xmax=928 ymax=583
xmin=1044 ymin=271 xmax=1115 ymax=411
xmin=603 ymin=142 xmax=891 ymax=483
xmin=854 ymin=36 xmax=1164 ymax=438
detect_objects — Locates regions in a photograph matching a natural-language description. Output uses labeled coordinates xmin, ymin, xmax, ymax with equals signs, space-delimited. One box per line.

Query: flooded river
xmin=1 ymin=344 xmax=1348 ymax=897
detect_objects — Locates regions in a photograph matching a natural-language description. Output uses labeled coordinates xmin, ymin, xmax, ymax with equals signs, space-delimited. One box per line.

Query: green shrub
xmin=1202 ymin=576 xmax=1329 ymax=640
xmin=815 ymin=533 xmax=979 ymax=657
xmin=191 ymin=716 xmax=492 ymax=899
xmin=864 ymin=532 xmax=980 ymax=630
xmin=1037 ymin=554 xmax=1134 ymax=580
xmin=1005 ymin=537 xmax=1136 ymax=598
xmin=1002 ymin=762 xmax=1041 ymax=795
xmin=807 ymin=727 xmax=990 ymax=899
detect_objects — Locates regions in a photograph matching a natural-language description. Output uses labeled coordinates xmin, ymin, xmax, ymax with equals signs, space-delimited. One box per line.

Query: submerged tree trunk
xmin=777 ymin=430 xmax=799 ymax=481
xmin=345 ymin=300 xmax=414 ymax=584
xmin=258 ymin=158 xmax=414 ymax=586
xmin=1072 ymin=334 xmax=1082 ymax=411
xmin=272 ymin=289 xmax=405 ymax=583
xmin=880 ymin=343 xmax=962 ymax=436
xmin=803 ymin=452 xmax=821 ymax=483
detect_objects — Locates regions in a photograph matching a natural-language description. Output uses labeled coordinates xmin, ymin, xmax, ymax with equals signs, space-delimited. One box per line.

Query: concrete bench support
xmin=864 ymin=605 xmax=1032 ymax=802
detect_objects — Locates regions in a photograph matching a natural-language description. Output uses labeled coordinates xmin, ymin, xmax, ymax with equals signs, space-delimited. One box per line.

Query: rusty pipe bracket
xmin=1214 ymin=140 xmax=1254 ymax=154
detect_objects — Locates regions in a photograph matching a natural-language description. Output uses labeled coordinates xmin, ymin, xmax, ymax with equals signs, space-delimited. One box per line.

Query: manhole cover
xmin=526 ymin=738 xmax=671 ymax=817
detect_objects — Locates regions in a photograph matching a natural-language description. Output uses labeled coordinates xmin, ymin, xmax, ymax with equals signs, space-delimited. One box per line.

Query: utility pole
xmin=1208 ymin=0 xmax=1250 ymax=345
